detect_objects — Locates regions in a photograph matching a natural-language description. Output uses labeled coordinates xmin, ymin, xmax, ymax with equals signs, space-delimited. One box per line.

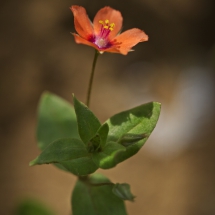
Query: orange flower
xmin=70 ymin=6 xmax=148 ymax=55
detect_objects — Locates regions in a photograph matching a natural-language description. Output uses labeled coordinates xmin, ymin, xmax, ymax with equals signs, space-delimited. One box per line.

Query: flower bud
xmin=87 ymin=134 xmax=101 ymax=152
xmin=112 ymin=183 xmax=135 ymax=201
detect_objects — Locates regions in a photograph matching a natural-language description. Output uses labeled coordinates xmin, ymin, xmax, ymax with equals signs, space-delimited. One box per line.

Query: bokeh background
xmin=1 ymin=0 xmax=215 ymax=214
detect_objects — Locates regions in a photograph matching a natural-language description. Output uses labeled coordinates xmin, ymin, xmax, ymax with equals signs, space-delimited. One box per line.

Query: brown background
xmin=1 ymin=0 xmax=215 ymax=214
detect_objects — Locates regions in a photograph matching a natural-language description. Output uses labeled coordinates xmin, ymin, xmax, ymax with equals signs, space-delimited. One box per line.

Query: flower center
xmin=94 ymin=19 xmax=115 ymax=49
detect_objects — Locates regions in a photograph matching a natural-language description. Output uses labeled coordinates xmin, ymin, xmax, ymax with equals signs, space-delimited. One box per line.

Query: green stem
xmin=78 ymin=175 xmax=89 ymax=181
xmin=86 ymin=50 xmax=100 ymax=107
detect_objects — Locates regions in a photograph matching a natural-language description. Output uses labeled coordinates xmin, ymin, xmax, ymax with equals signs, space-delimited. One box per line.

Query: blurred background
xmin=1 ymin=0 xmax=215 ymax=214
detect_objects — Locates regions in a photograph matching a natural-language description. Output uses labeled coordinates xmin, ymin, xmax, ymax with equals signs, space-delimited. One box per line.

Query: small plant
xmin=30 ymin=5 xmax=161 ymax=215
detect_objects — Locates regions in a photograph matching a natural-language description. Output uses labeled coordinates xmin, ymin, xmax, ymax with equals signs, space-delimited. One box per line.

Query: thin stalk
xmin=86 ymin=50 xmax=100 ymax=107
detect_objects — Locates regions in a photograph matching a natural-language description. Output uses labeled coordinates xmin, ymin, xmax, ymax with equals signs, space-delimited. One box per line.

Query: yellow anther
xmin=109 ymin=23 xmax=115 ymax=31
xmin=99 ymin=20 xmax=115 ymax=31
xmin=110 ymin=23 xmax=115 ymax=28
xmin=99 ymin=20 xmax=104 ymax=25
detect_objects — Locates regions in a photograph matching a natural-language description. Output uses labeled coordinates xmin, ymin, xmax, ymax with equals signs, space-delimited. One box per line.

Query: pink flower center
xmin=94 ymin=20 xmax=115 ymax=49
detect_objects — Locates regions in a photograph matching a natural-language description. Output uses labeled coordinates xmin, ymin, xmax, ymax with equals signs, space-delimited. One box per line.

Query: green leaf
xmin=97 ymin=123 xmax=109 ymax=148
xmin=15 ymin=198 xmax=56 ymax=215
xmin=30 ymin=138 xmax=98 ymax=176
xmin=112 ymin=183 xmax=135 ymax=202
xmin=30 ymin=138 xmax=88 ymax=165
xmin=37 ymin=92 xmax=79 ymax=151
xmin=60 ymin=156 xmax=98 ymax=176
xmin=72 ymin=174 xmax=127 ymax=215
xmin=105 ymin=102 xmax=161 ymax=166
xmin=92 ymin=142 xmax=126 ymax=169
xmin=73 ymin=95 xmax=101 ymax=144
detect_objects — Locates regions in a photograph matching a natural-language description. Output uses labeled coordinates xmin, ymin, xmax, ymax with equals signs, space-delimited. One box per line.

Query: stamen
xmin=99 ymin=20 xmax=104 ymax=25
xmin=99 ymin=19 xmax=115 ymax=31
xmin=109 ymin=23 xmax=115 ymax=28
xmin=109 ymin=23 xmax=115 ymax=31
xmin=96 ymin=19 xmax=116 ymax=49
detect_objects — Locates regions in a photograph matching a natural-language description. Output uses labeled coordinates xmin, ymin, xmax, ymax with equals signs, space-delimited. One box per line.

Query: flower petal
xmin=103 ymin=46 xmax=122 ymax=54
xmin=112 ymin=28 xmax=148 ymax=55
xmin=70 ymin=5 xmax=94 ymax=39
xmin=72 ymin=33 xmax=104 ymax=52
xmin=93 ymin=6 xmax=123 ymax=40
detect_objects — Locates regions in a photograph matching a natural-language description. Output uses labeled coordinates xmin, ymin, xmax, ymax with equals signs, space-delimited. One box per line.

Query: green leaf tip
xmin=112 ymin=183 xmax=135 ymax=202
xmin=97 ymin=123 xmax=109 ymax=148
xmin=29 ymin=138 xmax=99 ymax=176
xmin=29 ymin=158 xmax=38 ymax=166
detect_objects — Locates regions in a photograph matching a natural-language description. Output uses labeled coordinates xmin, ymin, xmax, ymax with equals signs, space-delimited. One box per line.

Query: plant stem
xmin=78 ymin=175 xmax=89 ymax=181
xmin=86 ymin=50 xmax=100 ymax=107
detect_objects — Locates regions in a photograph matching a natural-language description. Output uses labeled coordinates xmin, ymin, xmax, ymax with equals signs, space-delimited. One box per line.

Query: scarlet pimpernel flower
xmin=70 ymin=5 xmax=148 ymax=55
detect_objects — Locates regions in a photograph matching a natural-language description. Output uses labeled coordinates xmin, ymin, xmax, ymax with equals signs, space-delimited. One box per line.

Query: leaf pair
xmin=30 ymin=92 xmax=161 ymax=176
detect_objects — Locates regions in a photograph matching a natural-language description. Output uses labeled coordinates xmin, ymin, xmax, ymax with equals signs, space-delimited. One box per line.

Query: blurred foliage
xmin=14 ymin=198 xmax=55 ymax=215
